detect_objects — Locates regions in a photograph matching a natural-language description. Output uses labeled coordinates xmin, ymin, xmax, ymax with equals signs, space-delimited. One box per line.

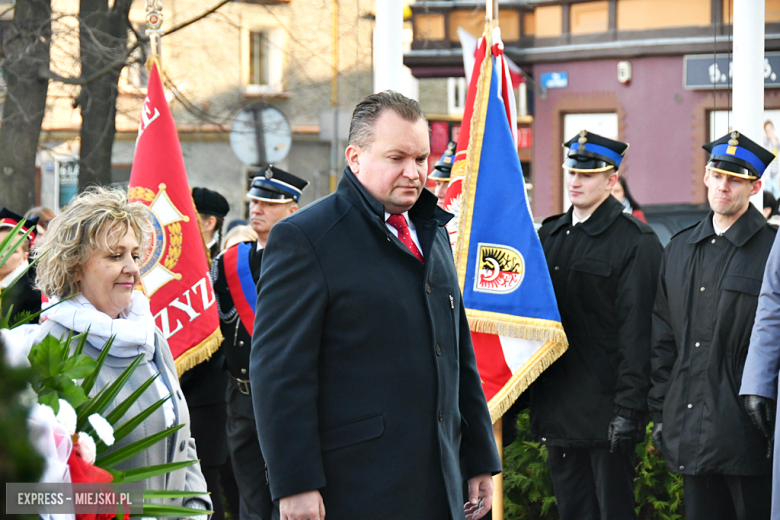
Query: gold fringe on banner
xmin=174 ymin=327 xmax=224 ymax=378
xmin=467 ymin=310 xmax=568 ymax=343
xmin=487 ymin=337 xmax=568 ymax=423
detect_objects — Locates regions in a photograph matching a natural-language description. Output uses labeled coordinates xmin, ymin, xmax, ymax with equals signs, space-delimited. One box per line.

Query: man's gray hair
xmin=348 ymin=91 xmax=427 ymax=150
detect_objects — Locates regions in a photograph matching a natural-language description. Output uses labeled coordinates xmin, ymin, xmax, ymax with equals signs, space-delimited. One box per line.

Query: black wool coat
xmin=250 ymin=167 xmax=501 ymax=520
xmin=532 ymin=196 xmax=663 ymax=447
xmin=648 ymin=205 xmax=776 ymax=476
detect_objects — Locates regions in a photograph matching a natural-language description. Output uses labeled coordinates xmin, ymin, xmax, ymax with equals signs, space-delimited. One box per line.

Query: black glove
xmin=743 ymin=394 xmax=776 ymax=459
xmin=651 ymin=422 xmax=663 ymax=452
xmin=607 ymin=415 xmax=644 ymax=454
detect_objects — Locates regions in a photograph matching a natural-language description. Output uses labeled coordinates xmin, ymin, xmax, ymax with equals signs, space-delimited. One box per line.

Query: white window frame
xmin=242 ymin=25 xmax=285 ymax=95
xmin=447 ymin=77 xmax=467 ymax=116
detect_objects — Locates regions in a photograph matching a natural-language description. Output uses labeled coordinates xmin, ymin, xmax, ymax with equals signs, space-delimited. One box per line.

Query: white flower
xmin=88 ymin=414 xmax=115 ymax=446
xmin=56 ymin=399 xmax=77 ymax=434
xmin=77 ymin=432 xmax=97 ymax=464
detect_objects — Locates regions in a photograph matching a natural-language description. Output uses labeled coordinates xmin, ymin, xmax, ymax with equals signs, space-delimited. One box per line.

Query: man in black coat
xmin=534 ymin=131 xmax=663 ymax=520
xmin=212 ymin=168 xmax=307 ymax=520
xmin=649 ymin=131 xmax=777 ymax=520
xmin=250 ymin=91 xmax=501 ymax=520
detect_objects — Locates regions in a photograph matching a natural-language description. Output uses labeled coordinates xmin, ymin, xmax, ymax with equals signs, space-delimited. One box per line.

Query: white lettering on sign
xmin=153 ymin=276 xmax=215 ymax=339
xmin=136 ymin=97 xmax=161 ymax=145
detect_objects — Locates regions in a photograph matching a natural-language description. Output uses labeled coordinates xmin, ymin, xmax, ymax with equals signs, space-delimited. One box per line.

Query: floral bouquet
xmin=1 ymin=220 xmax=210 ymax=519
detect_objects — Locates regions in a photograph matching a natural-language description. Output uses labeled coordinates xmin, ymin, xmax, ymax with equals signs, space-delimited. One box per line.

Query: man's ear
xmin=606 ymin=171 xmax=619 ymax=190
xmin=751 ymin=179 xmax=763 ymax=197
xmin=288 ymin=204 xmax=299 ymax=215
xmin=345 ymin=144 xmax=361 ymax=173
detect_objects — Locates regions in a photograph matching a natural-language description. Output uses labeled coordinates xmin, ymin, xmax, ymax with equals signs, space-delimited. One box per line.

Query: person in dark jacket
xmin=250 ymin=92 xmax=501 ymax=520
xmin=183 ymin=187 xmax=235 ymax=520
xmin=212 ymin=166 xmax=307 ymax=520
xmin=0 ymin=208 xmax=41 ymax=325
xmin=534 ymin=130 xmax=663 ymax=520
xmin=649 ymin=131 xmax=777 ymax=520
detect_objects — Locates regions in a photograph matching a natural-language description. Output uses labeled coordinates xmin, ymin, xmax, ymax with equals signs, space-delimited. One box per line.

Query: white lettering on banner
xmin=191 ymin=274 xmax=216 ymax=310
xmin=136 ymin=97 xmax=161 ymax=145
xmin=169 ymin=290 xmax=201 ymax=322
xmin=155 ymin=307 xmax=183 ymax=339
xmin=153 ymin=276 xmax=214 ymax=339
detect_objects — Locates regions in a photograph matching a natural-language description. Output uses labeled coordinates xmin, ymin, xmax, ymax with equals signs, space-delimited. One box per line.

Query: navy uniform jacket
xmin=650 ymin=205 xmax=775 ymax=475
xmin=250 ymin=167 xmax=501 ymax=520
xmin=534 ymin=196 xmax=663 ymax=447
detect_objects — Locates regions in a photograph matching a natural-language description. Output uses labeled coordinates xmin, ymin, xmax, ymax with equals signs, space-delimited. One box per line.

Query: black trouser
xmin=226 ymin=379 xmax=273 ymax=520
xmin=547 ymin=445 xmax=637 ymax=520
xmin=683 ymin=473 xmax=771 ymax=520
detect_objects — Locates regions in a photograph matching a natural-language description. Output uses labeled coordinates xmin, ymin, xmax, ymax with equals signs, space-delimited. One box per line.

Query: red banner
xmin=128 ymin=60 xmax=223 ymax=376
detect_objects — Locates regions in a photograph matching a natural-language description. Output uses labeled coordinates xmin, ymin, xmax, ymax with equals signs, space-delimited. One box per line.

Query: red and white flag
xmin=129 ymin=60 xmax=223 ymax=377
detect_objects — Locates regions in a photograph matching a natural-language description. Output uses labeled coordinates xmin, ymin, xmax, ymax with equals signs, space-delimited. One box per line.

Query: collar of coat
xmin=687 ymin=203 xmax=767 ymax=247
xmin=338 ymin=166 xmax=454 ymax=229
xmin=546 ymin=195 xmax=625 ymax=237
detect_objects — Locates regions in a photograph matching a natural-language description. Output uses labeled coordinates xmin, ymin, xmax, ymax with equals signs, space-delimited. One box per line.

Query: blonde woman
xmin=33 ymin=187 xmax=211 ymax=515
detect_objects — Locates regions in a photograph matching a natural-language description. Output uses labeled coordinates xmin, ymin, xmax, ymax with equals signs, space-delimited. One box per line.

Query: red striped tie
xmin=387 ymin=214 xmax=424 ymax=263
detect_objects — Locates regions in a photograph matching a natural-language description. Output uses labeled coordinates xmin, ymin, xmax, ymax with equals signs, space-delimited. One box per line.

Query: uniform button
xmin=426 ymin=283 xmax=432 ymax=293
xmin=541 ymin=437 xmax=547 ymax=442
xmin=387 ymin=237 xmax=391 ymax=242
xmin=554 ymin=266 xmax=560 ymax=271
xmin=711 ymin=239 xmax=716 ymax=244
xmin=435 ymin=344 xmax=442 ymax=356
xmin=238 ymin=340 xmax=244 ymax=347
xmin=695 ymin=342 xmax=700 ymax=348
xmin=700 ymin=287 xmax=706 ymax=292
xmin=241 ymin=368 xmax=247 ymax=374
xmin=679 ymin=465 xmax=685 ymax=470
xmin=687 ymin=403 xmax=693 ymax=409
xmin=438 ymin=409 xmax=444 ymax=421
xmin=566 ymin=230 xmax=571 ymax=235
xmin=180 ymin=441 xmax=186 ymax=452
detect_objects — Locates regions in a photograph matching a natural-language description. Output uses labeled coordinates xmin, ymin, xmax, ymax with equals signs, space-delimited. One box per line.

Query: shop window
xmin=570 ymin=2 xmax=609 ymax=35
xmin=448 ymin=9 xmax=521 ymax=41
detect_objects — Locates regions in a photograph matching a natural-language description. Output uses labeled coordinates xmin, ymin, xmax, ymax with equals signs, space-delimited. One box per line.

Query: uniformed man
xmin=193 ymin=187 xmax=230 ymax=263
xmin=534 ymin=131 xmax=663 ymax=520
xmin=184 ymin=187 xmax=234 ymax=520
xmin=211 ymin=166 xmax=308 ymax=520
xmin=431 ymin=141 xmax=455 ymax=208
xmin=650 ymin=131 xmax=776 ymax=520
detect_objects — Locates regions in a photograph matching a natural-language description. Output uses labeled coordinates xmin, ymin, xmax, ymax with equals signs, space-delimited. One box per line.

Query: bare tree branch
xmin=163 ymin=0 xmax=230 ymax=37
xmin=36 ymin=39 xmax=139 ymax=84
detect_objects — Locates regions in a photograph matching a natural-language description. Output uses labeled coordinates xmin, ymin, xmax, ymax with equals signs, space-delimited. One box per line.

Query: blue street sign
xmin=540 ymin=72 xmax=568 ymax=89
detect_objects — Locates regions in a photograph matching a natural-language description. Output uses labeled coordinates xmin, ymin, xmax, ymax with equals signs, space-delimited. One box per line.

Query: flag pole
xmin=146 ymin=0 xmax=164 ymax=68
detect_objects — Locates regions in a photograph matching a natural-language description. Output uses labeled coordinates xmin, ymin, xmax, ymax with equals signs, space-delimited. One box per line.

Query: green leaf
xmin=108 ymin=395 xmax=172 ymax=450
xmin=61 ymin=355 xmax=97 ymax=380
xmin=77 ymin=353 xmax=143 ymax=428
xmin=58 ymin=380 xmax=89 ymax=408
xmin=79 ymin=333 xmax=113 ymax=396
xmin=142 ymin=490 xmax=210 ymax=499
xmin=0 ymin=221 xmax=33 ymax=270
xmin=29 ymin=335 xmax=65 ymax=378
xmin=136 ymin=503 xmax=212 ymax=518
xmin=116 ymin=459 xmax=198 ymax=483
xmin=95 ymin=424 xmax=185 ymax=469
xmin=38 ymin=391 xmax=59 ymax=413
xmin=104 ymin=373 xmax=161 ymax=426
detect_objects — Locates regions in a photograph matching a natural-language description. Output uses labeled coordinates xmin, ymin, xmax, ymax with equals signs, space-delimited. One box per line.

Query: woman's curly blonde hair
xmin=35 ymin=186 xmax=151 ymax=298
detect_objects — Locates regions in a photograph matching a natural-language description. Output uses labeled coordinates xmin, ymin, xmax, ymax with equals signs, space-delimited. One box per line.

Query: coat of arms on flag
xmin=445 ymin=25 xmax=568 ymax=421
xmin=129 ymin=59 xmax=223 ymax=376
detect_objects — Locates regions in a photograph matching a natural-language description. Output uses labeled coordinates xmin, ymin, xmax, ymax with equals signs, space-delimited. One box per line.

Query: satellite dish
xmin=230 ymin=104 xmax=292 ymax=166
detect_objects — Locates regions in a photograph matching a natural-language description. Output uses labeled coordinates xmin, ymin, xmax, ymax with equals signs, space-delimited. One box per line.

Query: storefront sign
xmin=684 ymin=53 xmax=780 ymax=89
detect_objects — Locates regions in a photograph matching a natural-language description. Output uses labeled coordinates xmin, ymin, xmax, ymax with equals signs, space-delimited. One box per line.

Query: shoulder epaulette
xmin=618 ymin=212 xmax=656 ymax=234
xmin=541 ymin=213 xmax=565 ymax=226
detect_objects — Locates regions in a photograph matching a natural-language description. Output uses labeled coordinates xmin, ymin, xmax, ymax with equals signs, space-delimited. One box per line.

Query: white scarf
xmin=42 ymin=292 xmax=157 ymax=361
xmin=0 ymin=260 xmax=29 ymax=289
